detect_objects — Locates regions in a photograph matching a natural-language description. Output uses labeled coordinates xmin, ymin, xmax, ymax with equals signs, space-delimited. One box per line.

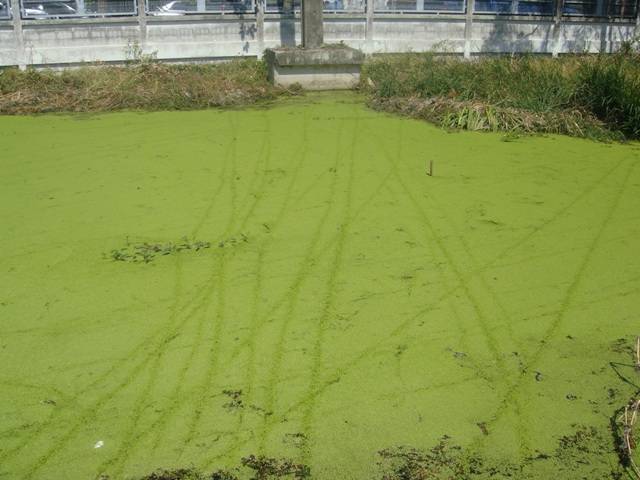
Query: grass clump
xmin=0 ymin=58 xmax=281 ymax=114
xmin=359 ymin=49 xmax=639 ymax=142
xmin=574 ymin=37 xmax=640 ymax=139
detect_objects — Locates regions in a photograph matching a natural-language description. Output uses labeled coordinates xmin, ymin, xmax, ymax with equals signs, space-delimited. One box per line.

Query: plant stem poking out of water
xmin=618 ymin=398 xmax=640 ymax=478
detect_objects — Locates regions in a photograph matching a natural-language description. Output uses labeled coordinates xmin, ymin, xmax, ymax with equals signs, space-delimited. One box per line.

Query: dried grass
xmin=0 ymin=59 xmax=282 ymax=115
xmin=368 ymin=95 xmax=619 ymax=141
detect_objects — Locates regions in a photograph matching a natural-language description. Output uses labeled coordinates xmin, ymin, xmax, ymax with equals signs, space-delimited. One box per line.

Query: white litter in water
xmin=94 ymin=441 xmax=104 ymax=449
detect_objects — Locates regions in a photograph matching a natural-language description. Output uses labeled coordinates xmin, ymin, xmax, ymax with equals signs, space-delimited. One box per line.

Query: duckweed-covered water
xmin=1 ymin=92 xmax=640 ymax=479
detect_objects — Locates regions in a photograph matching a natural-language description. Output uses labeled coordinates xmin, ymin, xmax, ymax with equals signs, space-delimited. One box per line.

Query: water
xmin=1 ymin=92 xmax=639 ymax=478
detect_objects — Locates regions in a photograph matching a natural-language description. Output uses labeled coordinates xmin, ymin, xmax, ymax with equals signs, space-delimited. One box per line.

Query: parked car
xmin=23 ymin=0 xmax=78 ymax=16
xmin=154 ymin=0 xmax=190 ymax=14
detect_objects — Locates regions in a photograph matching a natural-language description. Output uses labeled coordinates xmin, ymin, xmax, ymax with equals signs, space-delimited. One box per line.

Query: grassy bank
xmin=359 ymin=40 xmax=640 ymax=142
xmin=0 ymin=43 xmax=640 ymax=141
xmin=0 ymin=58 xmax=281 ymax=114
xmin=3 ymin=44 xmax=640 ymax=142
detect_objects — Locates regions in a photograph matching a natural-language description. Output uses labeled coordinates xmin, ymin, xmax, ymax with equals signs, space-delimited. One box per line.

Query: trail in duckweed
xmin=1 ymin=92 xmax=639 ymax=479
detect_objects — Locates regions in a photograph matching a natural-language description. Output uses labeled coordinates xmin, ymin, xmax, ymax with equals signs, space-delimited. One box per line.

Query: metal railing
xmin=0 ymin=0 xmax=10 ymax=17
xmin=146 ymin=0 xmax=254 ymax=15
xmin=19 ymin=0 xmax=136 ymax=18
xmin=264 ymin=0 xmax=300 ymax=13
xmin=323 ymin=0 xmax=365 ymax=12
xmin=8 ymin=0 xmax=638 ymax=19
xmin=474 ymin=0 xmax=555 ymax=14
xmin=374 ymin=0 xmax=464 ymax=12
xmin=16 ymin=0 xmax=258 ymax=18
xmin=564 ymin=0 xmax=638 ymax=17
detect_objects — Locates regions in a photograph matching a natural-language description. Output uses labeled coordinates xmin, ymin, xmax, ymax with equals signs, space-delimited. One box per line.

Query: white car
xmin=154 ymin=1 xmax=188 ymax=15
xmin=0 ymin=2 xmax=47 ymax=20
xmin=23 ymin=1 xmax=78 ymax=17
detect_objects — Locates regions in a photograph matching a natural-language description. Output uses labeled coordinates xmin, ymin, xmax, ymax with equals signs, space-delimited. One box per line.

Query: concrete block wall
xmin=471 ymin=19 xmax=556 ymax=54
xmin=557 ymin=21 xmax=637 ymax=53
xmin=371 ymin=17 xmax=467 ymax=53
xmin=146 ymin=17 xmax=259 ymax=59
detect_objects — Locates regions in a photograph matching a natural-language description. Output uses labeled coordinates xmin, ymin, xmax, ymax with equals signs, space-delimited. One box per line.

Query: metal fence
xmin=83 ymin=0 xmax=137 ymax=15
xmin=264 ymin=0 xmax=299 ymax=13
xmin=473 ymin=0 xmax=637 ymax=16
xmin=146 ymin=0 xmax=254 ymax=15
xmin=375 ymin=0 xmax=463 ymax=12
xmin=5 ymin=0 xmax=637 ymax=19
xmin=564 ymin=0 xmax=637 ymax=17
xmin=0 ymin=0 xmax=10 ymax=17
xmin=19 ymin=0 xmax=136 ymax=17
xmin=16 ymin=0 xmax=255 ymax=18
xmin=473 ymin=0 xmax=555 ymax=13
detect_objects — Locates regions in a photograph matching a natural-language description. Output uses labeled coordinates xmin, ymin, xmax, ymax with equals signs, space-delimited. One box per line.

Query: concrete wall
xmin=370 ymin=16 xmax=468 ymax=53
xmin=0 ymin=6 xmax=639 ymax=67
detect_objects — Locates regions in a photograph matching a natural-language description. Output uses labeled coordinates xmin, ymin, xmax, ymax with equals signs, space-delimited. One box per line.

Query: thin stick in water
xmin=619 ymin=398 xmax=640 ymax=478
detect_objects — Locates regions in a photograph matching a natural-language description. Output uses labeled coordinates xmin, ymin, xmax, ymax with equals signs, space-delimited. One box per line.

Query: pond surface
xmin=1 ymin=92 xmax=639 ymax=479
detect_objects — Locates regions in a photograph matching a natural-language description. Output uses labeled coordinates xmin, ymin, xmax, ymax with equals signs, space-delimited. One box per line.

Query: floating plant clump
xmin=107 ymin=237 xmax=211 ymax=264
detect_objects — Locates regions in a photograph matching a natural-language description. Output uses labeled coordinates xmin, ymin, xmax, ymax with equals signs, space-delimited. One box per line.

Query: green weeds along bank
xmin=2 ymin=46 xmax=640 ymax=142
xmin=360 ymin=44 xmax=640 ymax=142
xmin=1 ymin=93 xmax=640 ymax=479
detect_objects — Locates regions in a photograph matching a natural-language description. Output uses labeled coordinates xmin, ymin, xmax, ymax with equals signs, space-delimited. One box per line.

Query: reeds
xmin=619 ymin=398 xmax=640 ymax=478
xmin=574 ymin=48 xmax=640 ymax=139
xmin=360 ymin=47 xmax=640 ymax=142
xmin=616 ymin=334 xmax=640 ymax=479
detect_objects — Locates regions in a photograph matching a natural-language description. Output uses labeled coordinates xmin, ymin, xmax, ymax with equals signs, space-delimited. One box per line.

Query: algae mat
xmin=1 ymin=92 xmax=640 ymax=479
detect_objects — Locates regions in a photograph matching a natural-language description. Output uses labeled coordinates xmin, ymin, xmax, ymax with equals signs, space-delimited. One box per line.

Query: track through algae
xmin=1 ymin=91 xmax=640 ymax=479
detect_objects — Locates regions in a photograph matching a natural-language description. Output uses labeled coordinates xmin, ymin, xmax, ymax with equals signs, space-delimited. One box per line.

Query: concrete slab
xmin=265 ymin=46 xmax=365 ymax=90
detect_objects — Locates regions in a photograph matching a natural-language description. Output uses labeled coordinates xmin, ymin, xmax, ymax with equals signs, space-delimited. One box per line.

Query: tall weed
xmin=574 ymin=41 xmax=640 ymax=138
xmin=360 ymin=52 xmax=630 ymax=141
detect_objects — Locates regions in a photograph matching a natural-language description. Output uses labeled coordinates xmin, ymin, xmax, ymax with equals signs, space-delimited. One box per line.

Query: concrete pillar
xmin=463 ymin=0 xmax=475 ymax=57
xmin=257 ymin=0 xmax=265 ymax=57
xmin=302 ymin=0 xmax=324 ymax=48
xmin=551 ymin=0 xmax=564 ymax=56
xmin=365 ymin=0 xmax=373 ymax=53
xmin=10 ymin=0 xmax=25 ymax=68
xmin=137 ymin=0 xmax=147 ymax=46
